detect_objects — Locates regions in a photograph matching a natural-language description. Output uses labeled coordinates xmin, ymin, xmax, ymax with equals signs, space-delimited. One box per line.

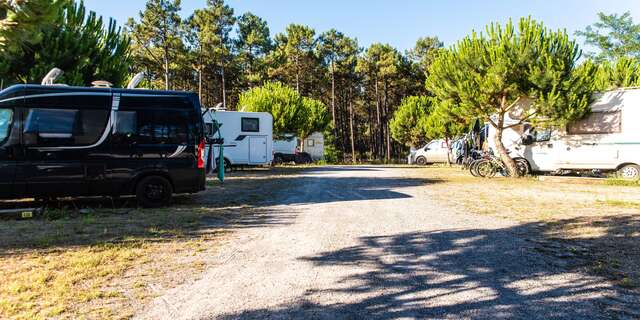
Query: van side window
xmin=115 ymin=109 xmax=190 ymax=144
xmin=241 ymin=117 xmax=259 ymax=132
xmin=567 ymin=111 xmax=621 ymax=135
xmin=23 ymin=108 xmax=109 ymax=146
xmin=0 ymin=109 xmax=13 ymax=144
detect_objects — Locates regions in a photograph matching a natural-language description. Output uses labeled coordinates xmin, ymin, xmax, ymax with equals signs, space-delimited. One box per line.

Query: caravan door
xmin=249 ymin=136 xmax=267 ymax=164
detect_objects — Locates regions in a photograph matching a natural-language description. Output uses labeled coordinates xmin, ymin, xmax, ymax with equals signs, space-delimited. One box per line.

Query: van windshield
xmin=0 ymin=109 xmax=13 ymax=143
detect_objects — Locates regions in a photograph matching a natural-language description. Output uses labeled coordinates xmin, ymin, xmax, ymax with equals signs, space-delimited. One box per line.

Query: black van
xmin=0 ymin=84 xmax=206 ymax=207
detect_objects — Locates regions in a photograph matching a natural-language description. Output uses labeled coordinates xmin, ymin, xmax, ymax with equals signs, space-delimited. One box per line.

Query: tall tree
xmin=407 ymin=36 xmax=443 ymax=75
xmin=268 ymin=24 xmax=318 ymax=95
xmin=576 ymin=12 xmax=640 ymax=62
xmin=317 ymin=29 xmax=358 ymax=152
xmin=357 ymin=43 xmax=401 ymax=160
xmin=427 ymin=17 xmax=597 ymax=175
xmin=235 ymin=12 xmax=271 ymax=89
xmin=127 ymin=0 xmax=183 ymax=90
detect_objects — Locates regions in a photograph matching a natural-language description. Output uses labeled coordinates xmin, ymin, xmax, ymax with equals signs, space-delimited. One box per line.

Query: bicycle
xmin=473 ymin=155 xmax=530 ymax=178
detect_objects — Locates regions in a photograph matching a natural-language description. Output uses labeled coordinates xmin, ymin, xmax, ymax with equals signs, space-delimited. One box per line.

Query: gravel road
xmin=136 ymin=166 xmax=631 ymax=320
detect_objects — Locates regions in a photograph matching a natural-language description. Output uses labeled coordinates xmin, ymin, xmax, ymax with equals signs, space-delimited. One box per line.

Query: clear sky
xmin=84 ymin=0 xmax=640 ymax=52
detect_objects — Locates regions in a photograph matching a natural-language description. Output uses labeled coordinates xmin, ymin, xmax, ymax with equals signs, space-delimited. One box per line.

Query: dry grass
xmin=415 ymin=166 xmax=640 ymax=289
xmin=0 ymin=168 xmax=299 ymax=320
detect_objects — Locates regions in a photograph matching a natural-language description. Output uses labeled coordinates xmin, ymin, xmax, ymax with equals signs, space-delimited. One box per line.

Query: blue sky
xmin=84 ymin=0 xmax=640 ymax=52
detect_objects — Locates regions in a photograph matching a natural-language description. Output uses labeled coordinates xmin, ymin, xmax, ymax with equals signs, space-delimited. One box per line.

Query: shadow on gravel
xmin=217 ymin=221 xmax=640 ymax=320
xmin=0 ymin=167 xmax=434 ymax=253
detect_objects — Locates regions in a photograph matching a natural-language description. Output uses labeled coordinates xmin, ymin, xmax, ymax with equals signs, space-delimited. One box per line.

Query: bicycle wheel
xmin=475 ymin=159 xmax=497 ymax=178
xmin=469 ymin=159 xmax=483 ymax=177
xmin=514 ymin=158 xmax=530 ymax=177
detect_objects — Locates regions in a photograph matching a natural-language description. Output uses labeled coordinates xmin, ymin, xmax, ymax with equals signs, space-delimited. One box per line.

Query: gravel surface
xmin=136 ymin=166 xmax=632 ymax=320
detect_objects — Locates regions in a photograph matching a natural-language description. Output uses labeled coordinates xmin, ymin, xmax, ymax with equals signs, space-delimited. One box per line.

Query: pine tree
xmin=427 ymin=17 xmax=597 ymax=176
xmin=126 ymin=0 xmax=183 ymax=90
xmin=1 ymin=0 xmax=131 ymax=87
xmin=235 ymin=12 xmax=272 ymax=89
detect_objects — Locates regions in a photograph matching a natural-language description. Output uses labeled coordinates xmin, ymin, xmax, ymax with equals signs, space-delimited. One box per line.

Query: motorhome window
xmin=567 ymin=111 xmax=621 ymax=134
xmin=0 ymin=109 xmax=13 ymax=144
xmin=241 ymin=117 xmax=259 ymax=132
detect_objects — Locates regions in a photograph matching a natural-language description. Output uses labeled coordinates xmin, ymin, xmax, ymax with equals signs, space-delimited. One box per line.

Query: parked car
xmin=410 ymin=139 xmax=451 ymax=165
xmin=493 ymin=88 xmax=640 ymax=179
xmin=202 ymin=109 xmax=273 ymax=171
xmin=273 ymin=136 xmax=312 ymax=164
xmin=0 ymin=83 xmax=206 ymax=207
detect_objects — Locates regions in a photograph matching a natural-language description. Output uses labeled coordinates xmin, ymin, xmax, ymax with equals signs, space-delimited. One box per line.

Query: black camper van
xmin=0 ymin=84 xmax=206 ymax=207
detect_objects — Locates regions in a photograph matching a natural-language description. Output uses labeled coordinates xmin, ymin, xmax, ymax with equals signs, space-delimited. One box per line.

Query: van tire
xmin=136 ymin=176 xmax=173 ymax=208
xmin=617 ymin=164 xmax=640 ymax=180
xmin=415 ymin=156 xmax=427 ymax=166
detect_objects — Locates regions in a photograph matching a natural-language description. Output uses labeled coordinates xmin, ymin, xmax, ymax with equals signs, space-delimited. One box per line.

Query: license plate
xmin=21 ymin=211 xmax=33 ymax=219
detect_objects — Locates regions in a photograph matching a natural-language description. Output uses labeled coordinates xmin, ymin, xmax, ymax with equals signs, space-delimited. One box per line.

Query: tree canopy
xmin=0 ymin=0 xmax=131 ymax=87
xmin=576 ymin=12 xmax=640 ymax=62
xmin=238 ymin=81 xmax=328 ymax=139
xmin=426 ymin=17 xmax=597 ymax=174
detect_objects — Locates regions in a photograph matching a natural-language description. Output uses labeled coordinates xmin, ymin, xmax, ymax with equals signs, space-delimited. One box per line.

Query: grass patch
xmin=606 ymin=177 xmax=640 ymax=187
xmin=0 ymin=167 xmax=302 ymax=319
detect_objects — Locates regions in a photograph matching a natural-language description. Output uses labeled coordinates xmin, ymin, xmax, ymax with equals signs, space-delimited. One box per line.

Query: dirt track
xmin=136 ymin=166 xmax=635 ymax=320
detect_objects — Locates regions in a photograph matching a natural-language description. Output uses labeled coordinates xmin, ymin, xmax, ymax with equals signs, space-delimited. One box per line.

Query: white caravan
xmin=202 ymin=110 xmax=273 ymax=169
xmin=491 ymin=88 xmax=640 ymax=178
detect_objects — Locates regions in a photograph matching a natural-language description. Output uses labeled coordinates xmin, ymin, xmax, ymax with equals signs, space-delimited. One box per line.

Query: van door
xmin=524 ymin=129 xmax=558 ymax=172
xmin=22 ymin=93 xmax=111 ymax=197
xmin=0 ymin=108 xmax=17 ymax=197
xmin=249 ymin=136 xmax=267 ymax=164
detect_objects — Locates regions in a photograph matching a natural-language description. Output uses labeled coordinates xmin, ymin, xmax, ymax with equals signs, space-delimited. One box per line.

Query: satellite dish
xmin=41 ymin=68 xmax=63 ymax=85
xmin=127 ymin=72 xmax=145 ymax=89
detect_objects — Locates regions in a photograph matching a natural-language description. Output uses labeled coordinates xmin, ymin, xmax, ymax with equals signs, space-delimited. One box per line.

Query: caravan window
xmin=23 ymin=108 xmax=109 ymax=146
xmin=0 ymin=109 xmax=13 ymax=144
xmin=241 ymin=117 xmax=259 ymax=132
xmin=567 ymin=111 xmax=621 ymax=135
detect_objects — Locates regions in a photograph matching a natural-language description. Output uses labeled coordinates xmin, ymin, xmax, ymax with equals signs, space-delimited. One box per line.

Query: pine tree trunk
xmin=164 ymin=50 xmax=169 ymax=90
xmin=349 ymin=87 xmax=356 ymax=164
xmin=493 ymin=112 xmax=519 ymax=176
xmin=331 ymin=64 xmax=336 ymax=137
xmin=383 ymin=80 xmax=390 ymax=161
xmin=374 ymin=79 xmax=381 ymax=160
xmin=445 ymin=136 xmax=452 ymax=166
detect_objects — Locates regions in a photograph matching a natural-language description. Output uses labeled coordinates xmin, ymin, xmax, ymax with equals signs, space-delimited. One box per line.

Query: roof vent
xmin=127 ymin=72 xmax=145 ymax=89
xmin=91 ymin=80 xmax=113 ymax=88
xmin=41 ymin=68 xmax=63 ymax=85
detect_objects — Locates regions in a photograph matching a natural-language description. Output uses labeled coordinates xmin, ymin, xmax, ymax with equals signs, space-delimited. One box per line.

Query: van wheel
xmin=617 ymin=164 xmax=640 ymax=180
xmin=136 ymin=176 xmax=173 ymax=208
xmin=415 ymin=156 xmax=427 ymax=166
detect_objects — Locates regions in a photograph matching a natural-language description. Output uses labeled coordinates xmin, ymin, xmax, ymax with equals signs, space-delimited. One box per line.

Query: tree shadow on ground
xmin=0 ymin=169 xmax=437 ymax=253
xmin=216 ymin=218 xmax=640 ymax=320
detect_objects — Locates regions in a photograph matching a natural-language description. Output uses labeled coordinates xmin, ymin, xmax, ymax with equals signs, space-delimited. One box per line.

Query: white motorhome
xmin=492 ymin=88 xmax=640 ymax=178
xmin=202 ymin=110 xmax=273 ymax=169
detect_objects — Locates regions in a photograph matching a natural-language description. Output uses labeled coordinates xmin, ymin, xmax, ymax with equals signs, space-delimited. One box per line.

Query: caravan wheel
xmin=617 ymin=164 xmax=640 ymax=180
